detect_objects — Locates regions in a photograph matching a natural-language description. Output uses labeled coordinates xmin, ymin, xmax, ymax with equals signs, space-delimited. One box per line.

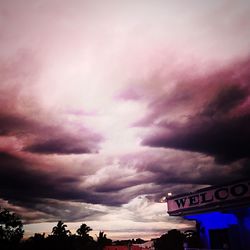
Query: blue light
xmin=184 ymin=210 xmax=250 ymax=249
xmin=185 ymin=211 xmax=238 ymax=229
xmin=242 ymin=208 xmax=250 ymax=231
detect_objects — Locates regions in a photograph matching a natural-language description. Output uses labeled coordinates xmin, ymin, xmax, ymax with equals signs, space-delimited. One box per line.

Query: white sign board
xmin=167 ymin=180 xmax=250 ymax=215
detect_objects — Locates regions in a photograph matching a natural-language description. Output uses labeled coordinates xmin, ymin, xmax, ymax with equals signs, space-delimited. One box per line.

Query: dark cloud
xmin=149 ymin=157 xmax=247 ymax=188
xmin=25 ymin=137 xmax=92 ymax=154
xmin=202 ymin=84 xmax=249 ymax=117
xmin=0 ymin=152 xmax=77 ymax=203
xmin=144 ymin=114 xmax=250 ymax=164
xmin=0 ymin=110 xmax=102 ymax=154
xmin=142 ymin=58 xmax=250 ymax=164
xmin=94 ymin=182 xmax=139 ymax=193
xmin=0 ymin=152 xmax=104 ymax=209
xmin=0 ymin=112 xmax=40 ymax=136
xmin=93 ymin=173 xmax=150 ymax=193
xmin=30 ymin=199 xmax=106 ymax=223
xmin=0 ymin=151 xmax=144 ymax=220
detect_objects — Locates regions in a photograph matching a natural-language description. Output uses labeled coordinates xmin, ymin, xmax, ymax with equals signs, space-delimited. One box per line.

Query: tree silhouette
xmin=97 ymin=231 xmax=112 ymax=250
xmin=154 ymin=229 xmax=184 ymax=250
xmin=30 ymin=232 xmax=45 ymax=241
xmin=76 ymin=223 xmax=92 ymax=239
xmin=52 ymin=220 xmax=70 ymax=239
xmin=24 ymin=233 xmax=46 ymax=250
xmin=73 ymin=223 xmax=96 ymax=250
xmin=184 ymin=229 xmax=202 ymax=248
xmin=0 ymin=207 xmax=24 ymax=245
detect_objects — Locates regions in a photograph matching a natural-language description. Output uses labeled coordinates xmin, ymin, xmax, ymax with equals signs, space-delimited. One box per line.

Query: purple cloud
xmin=142 ymin=57 xmax=250 ymax=164
xmin=24 ymin=134 xmax=100 ymax=155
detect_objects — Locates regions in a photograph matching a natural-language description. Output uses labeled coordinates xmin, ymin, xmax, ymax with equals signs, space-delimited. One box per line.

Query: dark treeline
xmin=154 ymin=229 xmax=202 ymax=250
xmin=113 ymin=238 xmax=146 ymax=246
xmin=0 ymin=207 xmax=201 ymax=250
xmin=0 ymin=207 xmax=111 ymax=250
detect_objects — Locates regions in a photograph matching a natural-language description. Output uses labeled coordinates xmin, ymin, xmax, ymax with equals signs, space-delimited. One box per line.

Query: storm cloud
xmin=143 ymin=58 xmax=250 ymax=164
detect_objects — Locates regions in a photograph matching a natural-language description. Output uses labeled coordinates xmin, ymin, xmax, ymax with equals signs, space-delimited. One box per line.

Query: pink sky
xmin=1 ymin=0 xmax=250 ymax=240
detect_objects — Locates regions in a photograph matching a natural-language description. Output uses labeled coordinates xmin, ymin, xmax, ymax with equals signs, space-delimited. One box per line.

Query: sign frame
xmin=167 ymin=179 xmax=250 ymax=216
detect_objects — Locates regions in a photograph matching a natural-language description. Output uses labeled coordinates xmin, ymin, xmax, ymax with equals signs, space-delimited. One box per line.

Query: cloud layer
xmin=0 ymin=0 xmax=250 ymax=240
xmin=142 ymin=58 xmax=250 ymax=164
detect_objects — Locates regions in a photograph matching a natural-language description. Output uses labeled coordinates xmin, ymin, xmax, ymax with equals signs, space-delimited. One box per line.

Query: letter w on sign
xmin=174 ymin=198 xmax=187 ymax=208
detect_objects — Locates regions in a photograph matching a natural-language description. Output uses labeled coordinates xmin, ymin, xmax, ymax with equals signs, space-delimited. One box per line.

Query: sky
xmin=0 ymin=0 xmax=250 ymax=240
